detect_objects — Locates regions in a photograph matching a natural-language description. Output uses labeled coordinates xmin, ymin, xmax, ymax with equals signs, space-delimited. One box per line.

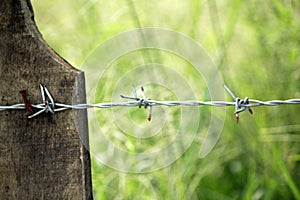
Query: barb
xmin=120 ymin=85 xmax=152 ymax=121
xmin=26 ymin=84 xmax=56 ymax=118
xmin=0 ymin=84 xmax=299 ymax=123
xmin=222 ymin=84 xmax=253 ymax=123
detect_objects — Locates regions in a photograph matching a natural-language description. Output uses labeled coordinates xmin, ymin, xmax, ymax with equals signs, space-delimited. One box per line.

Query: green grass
xmin=32 ymin=0 xmax=300 ymax=199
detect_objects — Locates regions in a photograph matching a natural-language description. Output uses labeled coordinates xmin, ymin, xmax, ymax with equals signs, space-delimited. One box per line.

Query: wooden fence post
xmin=0 ymin=0 xmax=93 ymax=199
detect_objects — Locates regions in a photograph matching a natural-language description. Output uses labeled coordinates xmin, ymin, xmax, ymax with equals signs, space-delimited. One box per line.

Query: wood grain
xmin=0 ymin=0 xmax=93 ymax=199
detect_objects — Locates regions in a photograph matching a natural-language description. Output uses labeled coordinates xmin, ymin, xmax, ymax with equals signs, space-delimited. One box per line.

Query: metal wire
xmin=1 ymin=84 xmax=299 ymax=122
xmin=1 ymin=99 xmax=299 ymax=109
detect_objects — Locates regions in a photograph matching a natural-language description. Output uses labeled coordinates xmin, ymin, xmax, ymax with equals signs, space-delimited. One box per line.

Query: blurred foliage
xmin=32 ymin=0 xmax=300 ymax=199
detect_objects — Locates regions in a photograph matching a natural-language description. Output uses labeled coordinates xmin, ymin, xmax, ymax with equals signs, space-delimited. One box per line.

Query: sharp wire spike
xmin=132 ymin=85 xmax=137 ymax=98
xmin=141 ymin=86 xmax=146 ymax=99
xmin=40 ymin=84 xmax=46 ymax=103
xmin=248 ymin=108 xmax=253 ymax=115
xmin=148 ymin=105 xmax=152 ymax=121
xmin=28 ymin=108 xmax=45 ymax=119
xmin=223 ymin=84 xmax=236 ymax=100
xmin=44 ymin=85 xmax=55 ymax=109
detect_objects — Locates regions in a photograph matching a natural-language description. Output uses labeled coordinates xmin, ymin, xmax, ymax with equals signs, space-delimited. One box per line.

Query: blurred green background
xmin=32 ymin=0 xmax=300 ymax=199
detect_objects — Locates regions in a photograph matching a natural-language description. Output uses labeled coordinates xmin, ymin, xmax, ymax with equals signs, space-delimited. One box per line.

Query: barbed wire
xmin=1 ymin=84 xmax=299 ymax=123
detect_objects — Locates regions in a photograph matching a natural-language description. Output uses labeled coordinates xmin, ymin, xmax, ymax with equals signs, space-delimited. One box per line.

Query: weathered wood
xmin=0 ymin=0 xmax=93 ymax=199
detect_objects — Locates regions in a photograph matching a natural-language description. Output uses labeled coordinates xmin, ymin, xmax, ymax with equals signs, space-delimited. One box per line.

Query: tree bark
xmin=0 ymin=0 xmax=93 ymax=199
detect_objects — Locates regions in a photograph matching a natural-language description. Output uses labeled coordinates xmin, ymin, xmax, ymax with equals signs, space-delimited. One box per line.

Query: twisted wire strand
xmin=248 ymin=99 xmax=300 ymax=106
xmin=54 ymin=99 xmax=300 ymax=108
xmin=0 ymin=84 xmax=299 ymax=122
xmin=1 ymin=99 xmax=299 ymax=110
